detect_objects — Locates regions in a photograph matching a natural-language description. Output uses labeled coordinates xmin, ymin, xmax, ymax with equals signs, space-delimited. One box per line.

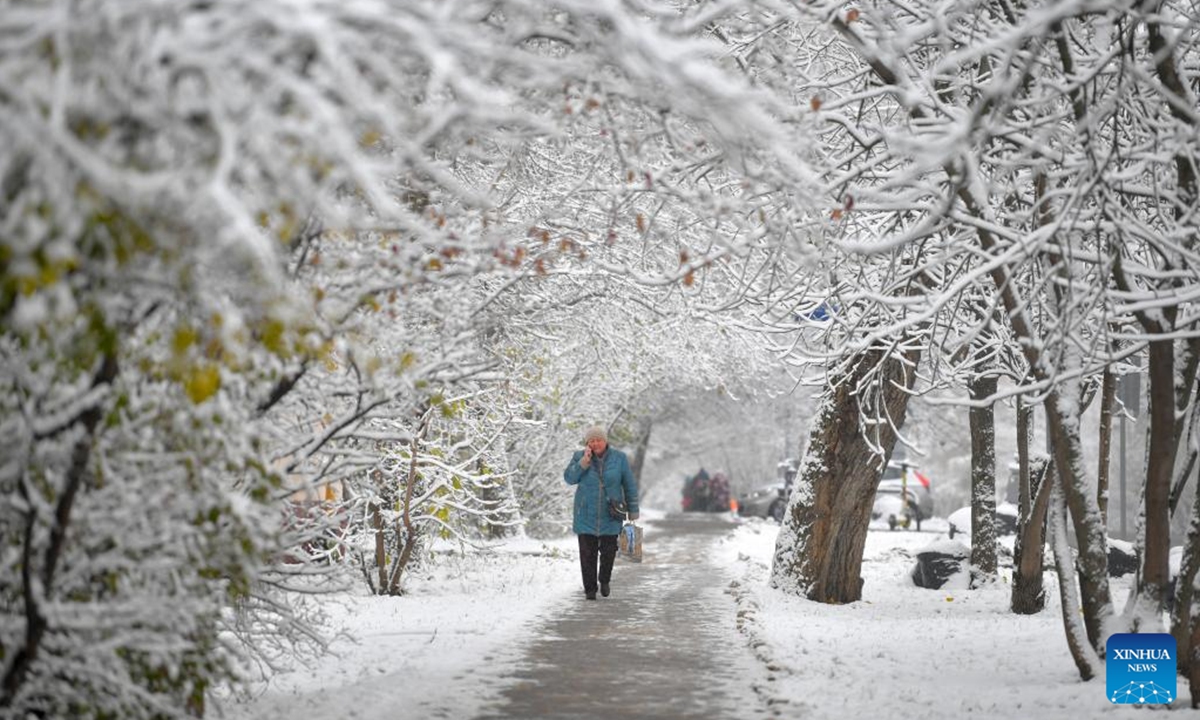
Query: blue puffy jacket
xmin=564 ymin=447 xmax=639 ymax=535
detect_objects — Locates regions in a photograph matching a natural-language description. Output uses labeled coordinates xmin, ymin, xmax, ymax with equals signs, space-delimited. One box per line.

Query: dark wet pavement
xmin=474 ymin=513 xmax=770 ymax=720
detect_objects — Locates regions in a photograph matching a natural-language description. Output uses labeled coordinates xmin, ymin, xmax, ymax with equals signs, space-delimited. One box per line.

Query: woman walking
xmin=563 ymin=425 xmax=639 ymax=599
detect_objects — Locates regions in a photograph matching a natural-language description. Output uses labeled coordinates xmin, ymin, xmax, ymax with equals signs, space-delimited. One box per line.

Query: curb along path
xmin=474 ymin=514 xmax=772 ymax=720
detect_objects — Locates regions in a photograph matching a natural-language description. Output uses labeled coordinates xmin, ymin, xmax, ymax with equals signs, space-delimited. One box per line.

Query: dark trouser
xmin=577 ymin=534 xmax=618 ymax=593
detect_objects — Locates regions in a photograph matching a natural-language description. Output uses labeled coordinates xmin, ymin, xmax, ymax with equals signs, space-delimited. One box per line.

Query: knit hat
xmin=583 ymin=425 xmax=607 ymax=444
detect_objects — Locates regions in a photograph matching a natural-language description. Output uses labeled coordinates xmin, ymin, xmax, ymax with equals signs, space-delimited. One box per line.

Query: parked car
xmin=947 ymin=502 xmax=1020 ymax=539
xmin=871 ymin=461 xmax=935 ymax=530
xmin=741 ymin=457 xmax=936 ymax=528
xmin=945 ymin=502 xmax=1021 ymax=566
xmin=737 ymin=459 xmax=798 ymax=523
xmin=737 ymin=482 xmax=788 ymax=522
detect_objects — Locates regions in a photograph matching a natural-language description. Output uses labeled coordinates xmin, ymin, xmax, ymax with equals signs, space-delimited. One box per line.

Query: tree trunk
xmin=830 ymin=9 xmax=1114 ymax=665
xmin=1131 ymin=340 xmax=1175 ymax=624
xmin=1016 ymin=392 xmax=1032 ymax=511
xmin=1172 ymin=359 xmax=1200 ymax=703
xmin=770 ymin=342 xmax=921 ymax=604
xmin=1174 ymin=458 xmax=1200 ymax=704
xmin=1043 ymin=388 xmax=1115 ymax=651
xmin=969 ymin=372 xmax=998 ymax=583
xmin=387 ymin=411 xmax=433 ymax=596
xmin=372 ymin=501 xmax=387 ymax=593
xmin=629 ymin=416 xmax=652 ymax=484
xmin=1192 ymin=614 xmax=1200 ymax=710
xmin=1048 ymin=471 xmax=1102 ymax=680
xmin=1011 ymin=456 xmax=1052 ymax=614
xmin=1168 ymin=338 xmax=1200 ymax=515
xmin=1 ymin=354 xmax=116 ymax=706
xmin=1097 ymin=366 xmax=1117 ymax=526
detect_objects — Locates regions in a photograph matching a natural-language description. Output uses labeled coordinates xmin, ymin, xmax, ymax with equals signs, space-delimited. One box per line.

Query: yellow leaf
xmin=38 ymin=263 xmax=60 ymax=287
xmin=184 ymin=364 xmax=221 ymax=404
xmin=262 ymin=319 xmax=287 ymax=355
xmin=172 ymin=326 xmax=198 ymax=356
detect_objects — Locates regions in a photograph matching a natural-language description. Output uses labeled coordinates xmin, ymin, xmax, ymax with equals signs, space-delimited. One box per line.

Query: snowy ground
xmin=216 ymin=533 xmax=581 ymax=720
xmin=720 ymin=518 xmax=1134 ymax=718
xmin=217 ymin=508 xmax=1157 ymax=719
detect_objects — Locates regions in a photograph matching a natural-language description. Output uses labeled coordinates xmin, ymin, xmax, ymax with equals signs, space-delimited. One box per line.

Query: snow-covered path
xmin=219 ymin=510 xmax=1149 ymax=720
xmin=474 ymin=513 xmax=770 ymax=719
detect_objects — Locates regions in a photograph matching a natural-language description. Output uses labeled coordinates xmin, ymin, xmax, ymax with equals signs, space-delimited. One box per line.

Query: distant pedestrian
xmin=563 ymin=425 xmax=639 ymax=600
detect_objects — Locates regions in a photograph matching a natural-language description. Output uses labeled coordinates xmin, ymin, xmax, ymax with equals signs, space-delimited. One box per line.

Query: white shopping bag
xmin=618 ymin=521 xmax=643 ymax=562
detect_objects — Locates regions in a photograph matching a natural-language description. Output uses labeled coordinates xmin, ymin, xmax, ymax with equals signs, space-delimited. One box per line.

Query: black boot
xmin=585 ymin=591 xmax=597 ymax=600
xmin=600 ymin=583 xmax=610 ymax=597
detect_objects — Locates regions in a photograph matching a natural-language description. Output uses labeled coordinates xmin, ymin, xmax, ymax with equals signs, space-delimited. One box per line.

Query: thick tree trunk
xmin=770 ymin=343 xmax=921 ymax=604
xmin=969 ymin=372 xmax=998 ymax=583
